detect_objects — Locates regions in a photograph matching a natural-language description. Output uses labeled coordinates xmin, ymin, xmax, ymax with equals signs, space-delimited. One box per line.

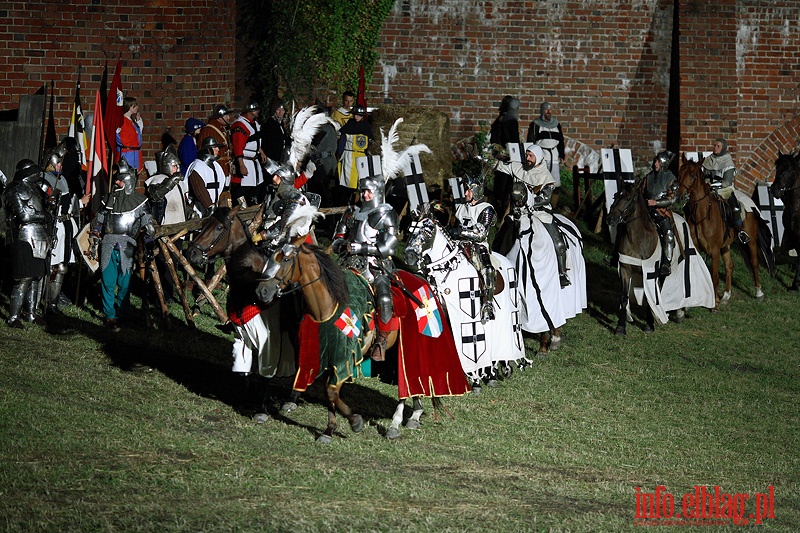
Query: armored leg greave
xmin=477 ymin=246 xmax=496 ymax=322
xmin=545 ymin=222 xmax=570 ymax=287
xmin=374 ymin=274 xmax=394 ymax=324
xmin=25 ymin=278 xmax=45 ymax=324
xmin=48 ymin=264 xmax=68 ymax=309
xmin=8 ymin=277 xmax=33 ymax=327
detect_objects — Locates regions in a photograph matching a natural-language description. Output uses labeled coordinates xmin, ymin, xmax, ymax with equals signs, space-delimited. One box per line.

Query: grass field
xmin=1 ymin=217 xmax=798 ymax=532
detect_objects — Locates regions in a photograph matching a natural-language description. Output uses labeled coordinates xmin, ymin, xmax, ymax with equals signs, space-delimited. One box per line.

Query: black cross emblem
xmin=459 ymin=277 xmax=480 ymax=319
xmin=460 ymin=321 xmax=486 ymax=363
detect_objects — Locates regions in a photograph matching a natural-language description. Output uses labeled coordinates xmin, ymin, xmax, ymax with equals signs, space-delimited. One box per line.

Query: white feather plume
xmin=380 ymin=117 xmax=432 ymax=181
xmin=288 ymin=106 xmax=334 ymax=173
xmin=284 ymin=202 xmax=324 ymax=238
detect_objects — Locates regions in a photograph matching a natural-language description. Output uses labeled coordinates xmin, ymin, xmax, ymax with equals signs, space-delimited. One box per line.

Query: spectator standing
xmin=489 ymin=95 xmax=521 ymax=218
xmin=178 ymin=118 xmax=205 ymax=175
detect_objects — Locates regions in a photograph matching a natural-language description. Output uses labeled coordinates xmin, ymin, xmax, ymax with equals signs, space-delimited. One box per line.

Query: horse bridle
xmin=611 ymin=189 xmax=641 ymax=224
xmin=190 ymin=212 xmax=238 ymax=262
xmin=265 ymin=243 xmax=321 ymax=298
xmin=773 ymin=162 xmax=800 ymax=196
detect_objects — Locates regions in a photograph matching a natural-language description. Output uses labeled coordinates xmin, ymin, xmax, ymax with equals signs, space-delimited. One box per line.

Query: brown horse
xmin=677 ymin=154 xmax=765 ymax=307
xmin=606 ymin=182 xmax=660 ymax=334
xmin=770 ymin=150 xmax=800 ymax=290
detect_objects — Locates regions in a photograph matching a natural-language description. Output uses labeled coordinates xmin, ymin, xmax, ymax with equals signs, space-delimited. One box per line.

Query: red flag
xmin=104 ymin=58 xmax=124 ymax=161
xmin=68 ymin=73 xmax=90 ymax=170
xmin=87 ymin=90 xmax=109 ymax=215
xmin=356 ymin=64 xmax=367 ymax=108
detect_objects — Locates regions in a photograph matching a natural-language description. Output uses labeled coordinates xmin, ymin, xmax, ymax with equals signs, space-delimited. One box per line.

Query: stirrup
xmin=559 ymin=273 xmax=571 ymax=288
xmin=480 ymin=302 xmax=495 ymax=323
xmin=659 ymin=264 xmax=671 ymax=277
xmin=738 ymin=231 xmax=750 ymax=244
xmin=369 ymin=334 xmax=388 ymax=362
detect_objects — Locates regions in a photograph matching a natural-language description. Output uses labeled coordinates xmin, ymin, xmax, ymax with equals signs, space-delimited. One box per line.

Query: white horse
xmin=404 ymin=210 xmax=527 ymax=389
xmin=505 ymin=210 xmax=588 ymax=351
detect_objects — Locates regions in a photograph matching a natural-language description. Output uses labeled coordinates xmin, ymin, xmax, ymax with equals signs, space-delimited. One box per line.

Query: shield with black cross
xmin=602 ymin=148 xmax=635 ymax=214
xmin=645 ymin=261 xmax=662 ymax=306
xmin=753 ymin=182 xmax=784 ymax=251
xmin=680 ymin=223 xmax=699 ymax=299
xmin=449 ymin=177 xmax=465 ymax=205
xmin=460 ymin=321 xmax=487 ymax=364
xmin=458 ymin=276 xmax=481 ymax=319
xmin=512 ymin=310 xmax=523 ymax=351
xmin=505 ymin=266 xmax=519 ymax=307
xmin=402 ymin=153 xmax=428 ymax=213
xmin=356 ymin=154 xmax=382 ymax=180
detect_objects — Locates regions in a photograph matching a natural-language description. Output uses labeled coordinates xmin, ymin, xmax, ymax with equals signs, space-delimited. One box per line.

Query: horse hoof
xmin=471 ymin=384 xmax=482 ymax=395
xmin=672 ymin=310 xmax=685 ymax=323
xmin=710 ymin=307 xmax=719 ymax=314
xmin=317 ymin=434 xmax=333 ymax=444
xmin=252 ymin=412 xmax=270 ymax=424
xmin=789 ymin=285 xmax=799 ymax=293
xmin=642 ymin=326 xmax=654 ymax=334
xmin=549 ymin=337 xmax=562 ymax=351
xmin=721 ymin=291 xmax=731 ymax=302
xmin=386 ymin=427 xmax=401 ymax=440
xmin=486 ymin=379 xmax=499 ymax=388
xmin=281 ymin=402 xmax=298 ymax=413
xmin=615 ymin=327 xmax=627 ymax=336
xmin=755 ymin=289 xmax=764 ymax=299
xmin=405 ymin=419 xmax=421 ymax=430
xmin=350 ymin=415 xmax=364 ymax=433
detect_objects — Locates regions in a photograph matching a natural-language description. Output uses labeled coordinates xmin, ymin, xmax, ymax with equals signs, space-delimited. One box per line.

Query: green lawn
xmin=0 ymin=224 xmax=798 ymax=532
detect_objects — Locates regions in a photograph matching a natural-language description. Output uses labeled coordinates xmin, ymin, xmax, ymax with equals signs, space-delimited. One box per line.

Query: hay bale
xmin=369 ymin=105 xmax=451 ymax=188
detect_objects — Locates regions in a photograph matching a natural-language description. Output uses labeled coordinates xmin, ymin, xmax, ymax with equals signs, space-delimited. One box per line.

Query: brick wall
xmin=370 ymin=0 xmax=800 ymax=192
xmin=0 ymin=0 xmax=236 ymax=172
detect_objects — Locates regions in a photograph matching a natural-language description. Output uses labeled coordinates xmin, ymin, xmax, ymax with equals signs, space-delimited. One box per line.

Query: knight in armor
xmin=450 ymin=173 xmax=498 ymax=322
xmin=332 ymin=171 xmax=399 ymax=356
xmin=91 ymin=160 xmax=154 ymax=330
xmin=146 ymin=149 xmax=191 ymax=302
xmin=642 ymin=150 xmax=678 ymax=277
xmin=230 ymin=101 xmax=267 ymax=207
xmin=42 ymin=143 xmax=90 ymax=315
xmin=503 ymin=145 xmax=571 ymax=287
xmin=187 ymin=136 xmax=229 ymax=217
xmin=3 ymin=160 xmax=52 ymax=328
xmin=702 ymin=138 xmax=749 ymax=244
xmin=527 ymin=101 xmax=565 ymax=209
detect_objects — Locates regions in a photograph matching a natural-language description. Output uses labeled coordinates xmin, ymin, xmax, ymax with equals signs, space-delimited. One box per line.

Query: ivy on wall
xmin=239 ymin=0 xmax=395 ymax=106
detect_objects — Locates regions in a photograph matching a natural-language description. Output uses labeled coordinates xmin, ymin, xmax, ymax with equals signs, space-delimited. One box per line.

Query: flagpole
xmin=37 ymin=82 xmax=47 ymax=167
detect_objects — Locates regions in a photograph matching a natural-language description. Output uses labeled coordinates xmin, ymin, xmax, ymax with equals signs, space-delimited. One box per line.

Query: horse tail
xmin=756 ymin=216 xmax=776 ymax=277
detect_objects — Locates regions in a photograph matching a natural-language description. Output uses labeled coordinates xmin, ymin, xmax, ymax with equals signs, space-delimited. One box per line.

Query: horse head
xmin=677 ymin=153 xmax=707 ymax=201
xmin=607 ymin=182 xmax=640 ymax=226
xmin=187 ymin=205 xmax=242 ymax=267
xmin=255 ymin=237 xmax=302 ymax=304
xmin=771 ymin=150 xmax=800 ymax=200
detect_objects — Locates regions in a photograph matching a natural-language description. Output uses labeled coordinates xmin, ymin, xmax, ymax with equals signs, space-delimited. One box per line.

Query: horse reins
xmin=268 ymin=244 xmax=322 ymax=297
xmin=191 ymin=213 xmax=236 ymax=261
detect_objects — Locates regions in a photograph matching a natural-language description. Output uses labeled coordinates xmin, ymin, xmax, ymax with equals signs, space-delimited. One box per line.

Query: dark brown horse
xmin=607 ymin=182 xmax=659 ymax=334
xmin=677 ymin=155 xmax=765 ymax=307
xmin=770 ymin=150 xmax=800 ymax=290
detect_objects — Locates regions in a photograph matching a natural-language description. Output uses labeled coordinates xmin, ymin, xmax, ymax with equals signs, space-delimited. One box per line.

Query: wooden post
xmin=163 ymin=238 xmax=228 ymax=323
xmin=158 ymin=238 xmax=196 ymax=328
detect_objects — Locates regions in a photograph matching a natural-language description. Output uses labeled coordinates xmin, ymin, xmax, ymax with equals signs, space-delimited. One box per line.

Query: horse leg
xmin=318 ymin=383 xmax=363 ymax=443
xmin=616 ymin=271 xmax=630 ymax=335
xmin=721 ymin=249 xmax=733 ymax=303
xmin=643 ymin=306 xmax=655 ymax=334
xmin=281 ymin=389 xmax=301 ymax=413
xmin=793 ymin=255 xmax=800 ymax=292
xmin=746 ymin=216 xmax=764 ymax=298
xmin=405 ymin=397 xmax=424 ymax=430
xmin=386 ymin=400 xmax=405 ymax=440
xmin=538 ymin=331 xmax=550 ymax=355
xmin=710 ymin=249 xmax=722 ymax=310
xmin=549 ymin=327 xmax=562 ymax=351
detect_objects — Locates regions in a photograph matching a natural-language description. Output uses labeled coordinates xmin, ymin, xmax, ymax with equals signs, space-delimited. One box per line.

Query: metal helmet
xmin=14 ymin=159 xmax=43 ymax=184
xmin=212 ymin=104 xmax=236 ymax=120
xmin=243 ymin=101 xmax=261 ymax=114
xmin=156 ymin=149 xmax=181 ymax=177
xmin=460 ymin=173 xmax=485 ymax=200
xmin=200 ymin=136 xmax=224 ymax=154
xmin=115 ymin=159 xmax=137 ymax=195
xmin=654 ymin=150 xmax=675 ymax=169
xmin=358 ymin=174 xmax=385 ymax=210
xmin=352 ymin=104 xmax=367 ymax=117
xmin=44 ymin=143 xmax=68 ymax=172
